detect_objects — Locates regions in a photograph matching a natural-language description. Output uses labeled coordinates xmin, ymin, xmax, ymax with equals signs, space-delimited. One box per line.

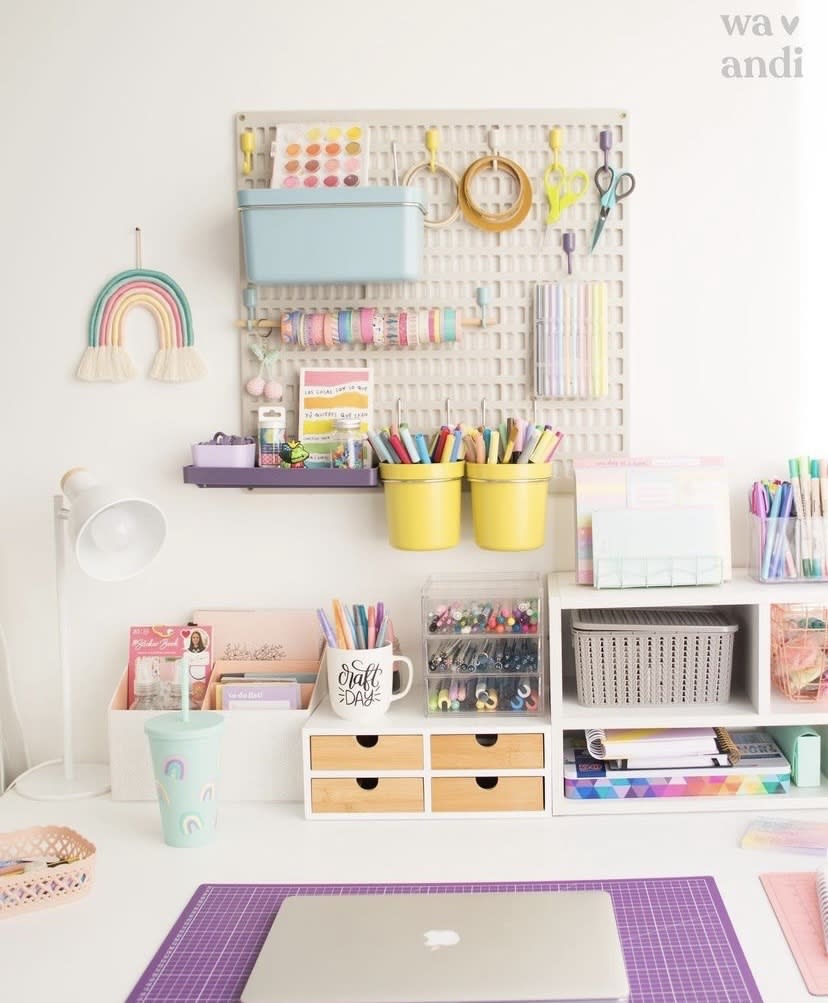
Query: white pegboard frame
xmin=235 ymin=109 xmax=629 ymax=483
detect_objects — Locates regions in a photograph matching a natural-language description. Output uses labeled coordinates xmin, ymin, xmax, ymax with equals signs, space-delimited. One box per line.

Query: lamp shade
xmin=61 ymin=469 xmax=166 ymax=582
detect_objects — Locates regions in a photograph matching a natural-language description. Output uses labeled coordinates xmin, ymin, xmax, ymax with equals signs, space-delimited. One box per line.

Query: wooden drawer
xmin=310 ymin=734 xmax=423 ymax=771
xmin=311 ymin=777 xmax=424 ymax=814
xmin=430 ymin=733 xmax=544 ymax=770
xmin=431 ymin=776 xmax=544 ymax=813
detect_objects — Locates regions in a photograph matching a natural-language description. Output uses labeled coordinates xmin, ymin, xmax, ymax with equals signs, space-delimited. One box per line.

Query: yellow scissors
xmin=543 ymin=127 xmax=589 ymax=224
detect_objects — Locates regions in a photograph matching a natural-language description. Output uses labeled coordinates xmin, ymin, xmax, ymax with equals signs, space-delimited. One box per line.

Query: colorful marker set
xmin=533 ymin=281 xmax=609 ymax=399
xmin=369 ymin=420 xmax=563 ymax=466
xmin=427 ymin=675 xmax=540 ymax=713
xmin=428 ymin=638 xmax=539 ymax=674
xmin=426 ymin=598 xmax=540 ymax=635
xmin=750 ymin=457 xmax=828 ymax=580
xmin=317 ymin=601 xmax=394 ymax=650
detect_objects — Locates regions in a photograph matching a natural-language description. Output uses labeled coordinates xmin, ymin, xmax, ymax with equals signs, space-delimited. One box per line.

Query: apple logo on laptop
xmin=423 ymin=929 xmax=460 ymax=951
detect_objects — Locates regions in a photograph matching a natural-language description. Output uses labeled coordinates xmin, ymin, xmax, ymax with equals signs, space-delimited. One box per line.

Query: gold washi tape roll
xmin=459 ymin=154 xmax=533 ymax=232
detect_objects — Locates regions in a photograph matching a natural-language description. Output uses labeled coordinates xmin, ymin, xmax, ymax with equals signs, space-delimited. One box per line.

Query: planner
xmin=761 ymin=871 xmax=828 ymax=994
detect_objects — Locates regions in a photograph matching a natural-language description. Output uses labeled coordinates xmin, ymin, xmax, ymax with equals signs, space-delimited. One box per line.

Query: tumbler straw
xmin=180 ymin=653 xmax=190 ymax=723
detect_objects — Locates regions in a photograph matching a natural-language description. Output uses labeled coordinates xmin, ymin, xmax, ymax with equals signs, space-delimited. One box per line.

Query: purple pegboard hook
xmin=599 ymin=129 xmax=613 ymax=169
xmin=562 ymin=231 xmax=576 ymax=275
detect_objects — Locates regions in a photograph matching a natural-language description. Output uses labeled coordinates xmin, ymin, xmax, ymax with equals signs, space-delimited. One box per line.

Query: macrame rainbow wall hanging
xmin=77 ymin=266 xmax=207 ymax=383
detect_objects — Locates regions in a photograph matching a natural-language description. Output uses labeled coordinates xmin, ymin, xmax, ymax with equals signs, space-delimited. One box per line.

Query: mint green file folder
xmin=768 ymin=726 xmax=821 ymax=787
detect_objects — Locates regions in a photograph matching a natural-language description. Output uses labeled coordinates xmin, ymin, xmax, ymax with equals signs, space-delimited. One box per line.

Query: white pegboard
xmin=235 ymin=109 xmax=629 ymax=480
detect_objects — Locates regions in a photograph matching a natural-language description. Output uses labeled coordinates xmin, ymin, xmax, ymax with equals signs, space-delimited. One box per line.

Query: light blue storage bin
xmin=238 ymin=186 xmax=426 ymax=285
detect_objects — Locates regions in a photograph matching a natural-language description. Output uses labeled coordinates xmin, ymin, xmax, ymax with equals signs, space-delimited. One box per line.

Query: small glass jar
xmin=130 ymin=678 xmax=162 ymax=710
xmin=330 ymin=417 xmax=364 ymax=470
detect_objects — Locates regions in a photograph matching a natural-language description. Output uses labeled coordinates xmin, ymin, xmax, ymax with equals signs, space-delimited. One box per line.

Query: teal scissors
xmin=590 ymin=164 xmax=636 ymax=252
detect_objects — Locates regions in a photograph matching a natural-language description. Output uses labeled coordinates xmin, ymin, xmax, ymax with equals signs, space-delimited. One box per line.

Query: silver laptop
xmin=241 ymin=891 xmax=629 ymax=1003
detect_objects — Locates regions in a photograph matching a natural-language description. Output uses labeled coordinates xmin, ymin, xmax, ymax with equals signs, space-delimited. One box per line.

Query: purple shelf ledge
xmin=182 ymin=465 xmax=378 ymax=488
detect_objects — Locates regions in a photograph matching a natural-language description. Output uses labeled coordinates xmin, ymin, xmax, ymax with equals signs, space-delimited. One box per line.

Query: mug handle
xmin=390 ymin=655 xmax=414 ymax=703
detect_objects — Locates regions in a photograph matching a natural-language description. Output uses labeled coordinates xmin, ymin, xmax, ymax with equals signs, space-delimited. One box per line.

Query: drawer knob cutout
xmin=356 ymin=778 xmax=379 ymax=790
xmin=475 ymin=734 xmax=499 ymax=748
xmin=475 ymin=777 xmax=499 ymax=790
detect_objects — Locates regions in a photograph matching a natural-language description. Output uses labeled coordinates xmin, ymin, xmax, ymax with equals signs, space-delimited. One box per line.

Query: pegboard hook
xmin=391 ymin=140 xmax=400 ymax=186
xmin=134 ymin=227 xmax=142 ymax=269
xmin=396 ymin=398 xmax=403 ymax=428
xmin=488 ymin=127 xmax=500 ymax=172
xmin=599 ymin=128 xmax=613 ymax=170
xmin=480 ymin=398 xmax=487 ymax=429
xmin=425 ymin=128 xmax=440 ymax=173
xmin=240 ymin=130 xmax=255 ymax=175
xmin=549 ymin=127 xmax=563 ymax=171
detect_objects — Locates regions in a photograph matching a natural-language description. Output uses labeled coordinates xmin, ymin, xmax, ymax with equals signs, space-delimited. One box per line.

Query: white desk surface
xmin=0 ymin=793 xmax=825 ymax=1002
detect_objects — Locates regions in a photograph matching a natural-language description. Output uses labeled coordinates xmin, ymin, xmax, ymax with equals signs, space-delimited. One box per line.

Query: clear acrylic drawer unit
xmin=571 ymin=607 xmax=737 ymax=706
xmin=421 ymin=572 xmax=543 ymax=716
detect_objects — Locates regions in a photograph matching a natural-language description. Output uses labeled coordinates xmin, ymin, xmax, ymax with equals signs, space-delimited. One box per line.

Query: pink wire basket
xmin=771 ymin=604 xmax=828 ymax=702
xmin=0 ymin=825 xmax=96 ymax=917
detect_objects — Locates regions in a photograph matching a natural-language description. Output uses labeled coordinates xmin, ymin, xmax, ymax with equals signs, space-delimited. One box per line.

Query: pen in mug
xmin=316 ymin=608 xmax=338 ymax=649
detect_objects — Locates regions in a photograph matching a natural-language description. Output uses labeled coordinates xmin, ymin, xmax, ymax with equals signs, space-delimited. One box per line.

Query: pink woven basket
xmin=0 ymin=825 xmax=96 ymax=917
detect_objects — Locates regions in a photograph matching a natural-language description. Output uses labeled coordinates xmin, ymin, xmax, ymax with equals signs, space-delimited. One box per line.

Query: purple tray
xmin=182 ymin=465 xmax=378 ymax=488
xmin=126 ymin=878 xmax=762 ymax=1003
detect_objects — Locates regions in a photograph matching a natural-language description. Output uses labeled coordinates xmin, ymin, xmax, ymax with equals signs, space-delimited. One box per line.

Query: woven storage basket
xmin=571 ymin=607 xmax=737 ymax=706
xmin=0 ymin=826 xmax=96 ymax=917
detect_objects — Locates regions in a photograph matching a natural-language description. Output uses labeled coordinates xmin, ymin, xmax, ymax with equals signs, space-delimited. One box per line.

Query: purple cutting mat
xmin=126 ymin=878 xmax=762 ymax=1003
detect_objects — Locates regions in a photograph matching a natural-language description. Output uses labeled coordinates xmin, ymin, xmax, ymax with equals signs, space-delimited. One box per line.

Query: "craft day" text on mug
xmin=337 ymin=658 xmax=382 ymax=706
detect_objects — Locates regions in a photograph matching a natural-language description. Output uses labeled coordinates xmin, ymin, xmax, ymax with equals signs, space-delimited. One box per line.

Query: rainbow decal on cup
xmin=180 ymin=813 xmax=204 ymax=835
xmin=201 ymin=782 xmax=215 ymax=801
xmin=163 ymin=756 xmax=186 ymax=781
xmin=155 ymin=780 xmax=170 ymax=805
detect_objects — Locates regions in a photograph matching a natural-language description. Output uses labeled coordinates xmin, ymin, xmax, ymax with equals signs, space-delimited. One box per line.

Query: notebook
xmin=241 ymin=891 xmax=630 ymax=1003
xmin=761 ymin=871 xmax=828 ymax=994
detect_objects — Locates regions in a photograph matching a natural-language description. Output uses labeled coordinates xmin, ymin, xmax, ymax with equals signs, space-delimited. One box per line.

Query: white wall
xmin=0 ymin=0 xmax=805 ymax=774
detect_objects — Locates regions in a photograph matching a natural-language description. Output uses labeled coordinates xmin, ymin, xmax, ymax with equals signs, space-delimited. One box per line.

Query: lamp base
xmin=13 ymin=761 xmax=110 ymax=800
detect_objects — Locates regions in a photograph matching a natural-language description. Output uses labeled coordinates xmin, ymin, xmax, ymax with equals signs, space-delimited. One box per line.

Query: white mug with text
xmin=326 ymin=643 xmax=414 ymax=721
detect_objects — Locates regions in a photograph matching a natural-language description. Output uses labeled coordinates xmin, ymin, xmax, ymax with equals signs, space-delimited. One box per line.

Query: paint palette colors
xmin=270 ymin=122 xmax=369 ymax=189
xmin=126 ymin=878 xmax=762 ymax=1003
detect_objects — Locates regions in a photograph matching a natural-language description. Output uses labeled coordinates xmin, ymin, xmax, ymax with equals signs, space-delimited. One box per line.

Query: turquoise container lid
xmin=144 ymin=710 xmax=224 ymax=741
xmin=237 ymin=185 xmax=426 ymax=212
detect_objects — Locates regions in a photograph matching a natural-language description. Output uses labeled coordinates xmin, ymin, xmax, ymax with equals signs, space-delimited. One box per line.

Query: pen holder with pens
xmin=465 ymin=463 xmax=552 ymax=551
xmin=379 ymin=462 xmax=464 ymax=550
xmin=749 ymin=514 xmax=828 ymax=583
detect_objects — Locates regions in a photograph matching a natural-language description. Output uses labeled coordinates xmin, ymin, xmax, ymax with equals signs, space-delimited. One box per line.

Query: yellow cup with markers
xmin=466 ymin=462 xmax=552 ymax=551
xmin=379 ymin=462 xmax=465 ymax=550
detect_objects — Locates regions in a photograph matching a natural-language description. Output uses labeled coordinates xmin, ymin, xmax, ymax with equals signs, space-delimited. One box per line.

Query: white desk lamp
xmin=14 ymin=468 xmax=166 ymax=800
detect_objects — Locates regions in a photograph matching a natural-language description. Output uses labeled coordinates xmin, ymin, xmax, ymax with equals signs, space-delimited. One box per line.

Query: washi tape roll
xmin=459 ymin=154 xmax=533 ymax=232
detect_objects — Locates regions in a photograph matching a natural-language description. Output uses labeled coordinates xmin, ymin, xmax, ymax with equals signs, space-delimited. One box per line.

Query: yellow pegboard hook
xmin=549 ymin=127 xmax=563 ymax=172
xmin=240 ymin=130 xmax=255 ymax=175
xmin=425 ymin=127 xmax=440 ymax=173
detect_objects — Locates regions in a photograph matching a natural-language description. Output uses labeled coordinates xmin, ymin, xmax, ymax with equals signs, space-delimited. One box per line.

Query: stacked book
xmin=564 ymin=727 xmax=791 ymax=799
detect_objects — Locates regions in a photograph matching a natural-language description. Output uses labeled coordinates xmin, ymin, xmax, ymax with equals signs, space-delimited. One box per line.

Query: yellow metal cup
xmin=380 ymin=462 xmax=465 ymax=551
xmin=466 ymin=462 xmax=552 ymax=551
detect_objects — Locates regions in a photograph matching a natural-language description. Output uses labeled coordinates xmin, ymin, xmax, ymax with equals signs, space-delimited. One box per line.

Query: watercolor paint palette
xmin=270 ymin=121 xmax=369 ymax=189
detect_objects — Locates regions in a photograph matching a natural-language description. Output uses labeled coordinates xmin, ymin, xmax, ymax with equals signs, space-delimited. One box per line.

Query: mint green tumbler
xmin=144 ymin=711 xmax=224 ymax=848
